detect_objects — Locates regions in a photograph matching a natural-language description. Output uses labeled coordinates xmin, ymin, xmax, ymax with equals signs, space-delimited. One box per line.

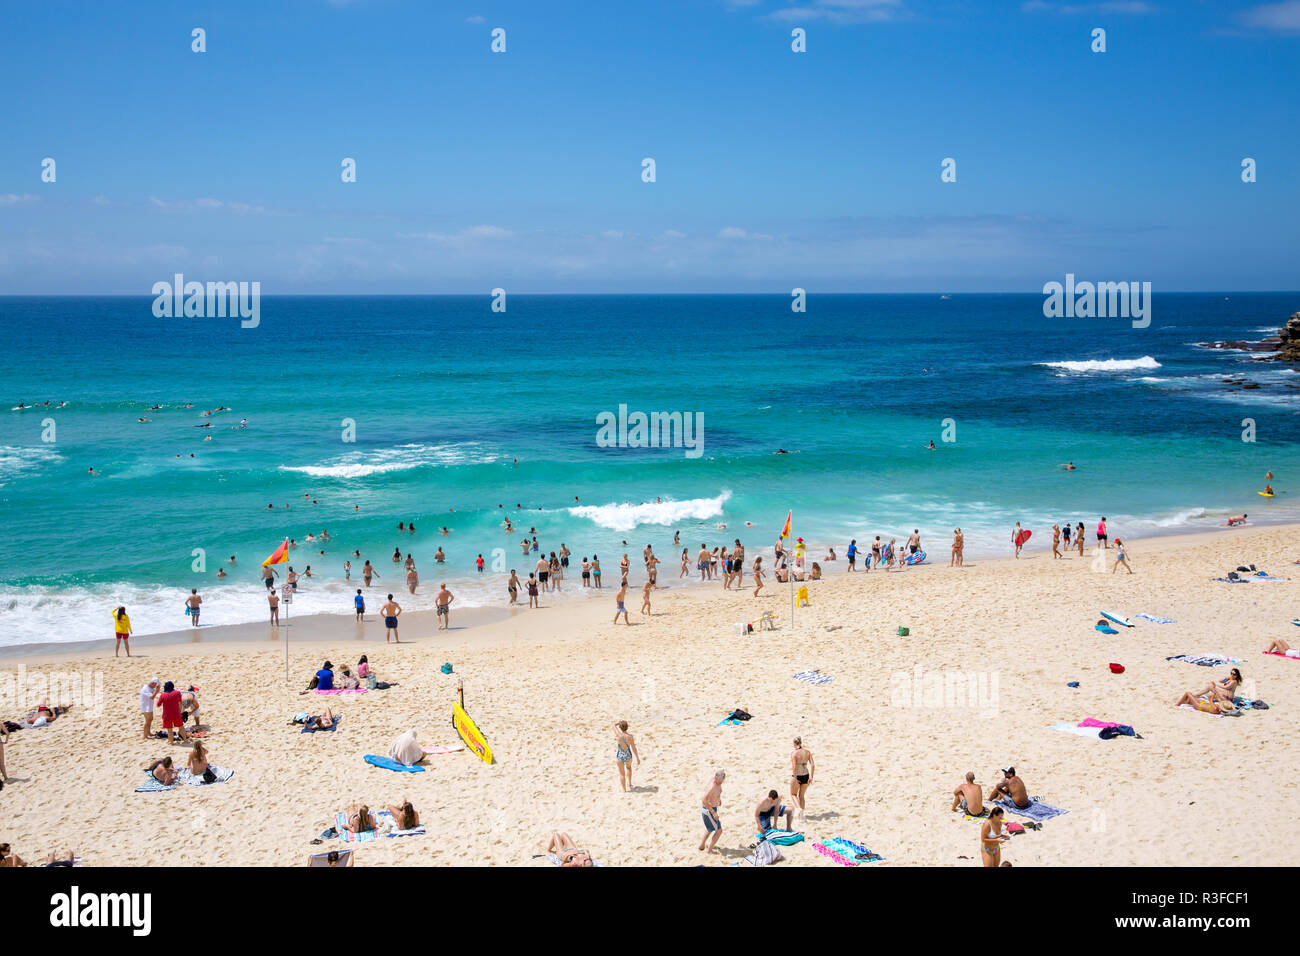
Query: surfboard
xmin=1014 ymin=529 xmax=1032 ymax=546
xmin=1100 ymin=611 xmax=1135 ymax=628
xmin=902 ymin=550 xmax=926 ymax=566
xmin=1095 ymin=624 xmax=1117 ymax=634
xmin=1258 ymin=492 xmax=1275 ymax=497
xmin=452 ymin=700 xmax=494 ymax=765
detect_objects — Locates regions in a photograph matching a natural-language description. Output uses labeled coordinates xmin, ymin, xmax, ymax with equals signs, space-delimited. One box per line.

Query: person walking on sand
xmin=613 ymin=580 xmax=630 ymax=624
xmin=1096 ymin=516 xmax=1108 ymax=549
xmin=612 ymin=720 xmax=641 ymax=792
xmin=752 ymin=555 xmax=765 ymax=596
xmin=112 ymin=606 xmax=132 ymax=656
xmin=1012 ymin=522 xmax=1024 ymax=558
xmin=980 ymin=806 xmax=1009 ymax=867
xmin=699 ymin=771 xmax=725 ymax=853
xmin=951 ymin=528 xmax=964 ymax=567
xmin=640 ymin=580 xmax=652 ymax=615
xmin=1051 ymin=524 xmax=1061 ymax=560
xmin=1076 ymin=521 xmax=1085 ymax=557
xmin=381 ymin=594 xmax=402 ymax=642
xmin=435 ymin=583 xmax=453 ymax=630
xmin=1112 ymin=539 xmax=1133 ymax=574
xmin=140 ymin=677 xmax=160 ymax=740
xmin=268 ymin=587 xmax=280 ymax=625
xmin=790 ymin=737 xmax=814 ymax=821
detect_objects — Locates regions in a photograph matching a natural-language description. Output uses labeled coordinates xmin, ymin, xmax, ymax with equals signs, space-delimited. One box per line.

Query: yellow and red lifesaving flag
xmin=780 ymin=510 xmax=792 ymax=540
xmin=261 ymin=538 xmax=289 ymax=567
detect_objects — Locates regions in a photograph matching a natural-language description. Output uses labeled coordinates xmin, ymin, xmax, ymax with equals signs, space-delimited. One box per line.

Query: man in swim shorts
xmin=755 ymin=790 xmax=793 ymax=833
xmin=988 ymin=767 xmax=1030 ymax=809
xmin=436 ymin=583 xmax=454 ymax=631
xmin=700 ymin=771 xmax=725 ymax=853
xmin=613 ymin=581 xmax=630 ymax=625
xmin=951 ymin=771 xmax=985 ymax=815
xmin=535 ymin=555 xmax=550 ymax=592
xmin=380 ymin=594 xmax=402 ymax=643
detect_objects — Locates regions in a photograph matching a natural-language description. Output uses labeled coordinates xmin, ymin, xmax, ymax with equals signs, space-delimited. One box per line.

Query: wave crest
xmin=569 ymin=491 xmax=732 ymax=532
xmin=1040 ymin=356 xmax=1161 ymax=373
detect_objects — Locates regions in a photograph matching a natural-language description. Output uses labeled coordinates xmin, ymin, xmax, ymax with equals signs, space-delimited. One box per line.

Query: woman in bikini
xmin=547 ymin=832 xmax=593 ymax=867
xmin=980 ymin=806 xmax=1008 ymax=866
xmin=307 ymin=707 xmax=336 ymax=730
xmin=386 ymin=800 xmax=420 ymax=830
xmin=1175 ymin=691 xmax=1235 ymax=714
xmin=1265 ymin=638 xmax=1295 ymax=656
xmin=612 ymin=720 xmax=641 ymax=792
xmin=344 ymin=803 xmax=376 ymax=834
xmin=187 ymin=740 xmax=209 ymax=776
xmin=790 ymin=737 xmax=815 ymax=819
xmin=1198 ymin=668 xmax=1242 ymax=703
xmin=527 ymin=573 xmax=540 ymax=608
xmin=752 ymin=556 xmax=765 ymax=597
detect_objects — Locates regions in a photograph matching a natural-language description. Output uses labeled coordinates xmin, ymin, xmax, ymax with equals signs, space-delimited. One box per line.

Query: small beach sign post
xmin=261 ymin=538 xmax=290 ymax=682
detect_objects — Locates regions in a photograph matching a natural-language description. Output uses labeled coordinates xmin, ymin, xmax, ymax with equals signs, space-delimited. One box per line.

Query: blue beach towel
xmin=792 ymin=670 xmax=833 ymax=685
xmin=994 ymin=797 xmax=1068 ymax=821
xmin=301 ymin=715 xmax=342 ymax=733
xmin=363 ymin=754 xmax=425 ymax=772
xmin=135 ymin=769 xmax=177 ymax=793
xmin=825 ymin=836 xmax=884 ymax=863
xmin=1135 ymin=614 xmax=1176 ymax=624
xmin=375 ymin=809 xmax=426 ymax=838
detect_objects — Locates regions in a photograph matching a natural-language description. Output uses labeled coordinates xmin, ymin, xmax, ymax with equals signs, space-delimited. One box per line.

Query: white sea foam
xmin=0 ymin=445 xmax=63 ymax=486
xmin=279 ymin=443 xmax=501 ymax=479
xmin=1039 ymin=357 xmax=1161 ymax=373
xmin=569 ymin=491 xmax=732 ymax=532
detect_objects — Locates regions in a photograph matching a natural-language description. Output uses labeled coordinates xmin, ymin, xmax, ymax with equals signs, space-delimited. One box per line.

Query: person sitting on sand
xmin=988 ymin=767 xmax=1030 ymax=809
xmin=1197 ymin=668 xmax=1242 ymax=703
xmin=951 ymin=771 xmax=985 ymax=815
xmin=387 ymin=800 xmax=420 ymax=831
xmin=1175 ymin=691 xmax=1236 ymax=714
xmin=548 ymin=832 xmax=593 ymax=867
xmin=148 ymin=755 xmax=178 ymax=785
xmin=1265 ymin=638 xmax=1298 ymax=657
xmin=980 ymin=807 xmax=1009 ymax=867
xmin=388 ymin=728 xmax=425 ymax=767
xmin=314 ymin=661 xmax=335 ymax=692
xmin=810 ymin=562 xmax=822 ymax=580
xmin=755 ymin=790 xmax=794 ymax=833
xmin=187 ymin=740 xmax=209 ymax=776
xmin=0 ymin=843 xmax=26 ymax=867
xmin=343 ymin=803 xmax=376 ymax=834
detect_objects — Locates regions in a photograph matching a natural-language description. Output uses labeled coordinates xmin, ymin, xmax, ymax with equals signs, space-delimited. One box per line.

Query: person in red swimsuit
xmin=158 ymin=681 xmax=190 ymax=744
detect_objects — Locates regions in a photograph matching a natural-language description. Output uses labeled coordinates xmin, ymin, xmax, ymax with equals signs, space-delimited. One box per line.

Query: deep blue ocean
xmin=1 ymin=292 xmax=1296 ymax=644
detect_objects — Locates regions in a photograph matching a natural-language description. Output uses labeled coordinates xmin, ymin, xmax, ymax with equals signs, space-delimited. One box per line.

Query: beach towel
xmin=792 ymin=669 xmax=833 ymax=685
xmin=301 ymin=715 xmax=342 ymax=733
xmin=1180 ymin=702 xmax=1237 ymax=717
xmin=756 ymin=829 xmax=804 ymax=846
xmin=1253 ymin=572 xmax=1288 ymax=582
xmin=1135 ymin=614 xmax=1176 ymax=624
xmin=1050 ymin=722 xmax=1105 ymax=740
xmin=812 ymin=840 xmax=859 ymax=866
xmin=135 ymin=770 xmax=177 ymax=793
xmin=363 ymin=754 xmax=425 ymax=773
xmin=1166 ymin=654 xmax=1243 ymax=667
xmin=375 ymin=809 xmax=426 ymax=838
xmin=178 ymin=765 xmax=234 ymax=786
xmin=421 ymin=744 xmax=465 ymax=755
xmin=315 ymin=687 xmax=367 ymax=695
xmin=309 ymin=849 xmax=353 ymax=867
xmin=1212 ymin=577 xmax=1252 ymax=584
xmin=334 ymin=811 xmax=379 ymax=843
xmin=1078 ymin=718 xmax=1137 ymax=736
xmin=825 ymin=837 xmax=884 ymax=863
xmin=1264 ymin=650 xmax=1300 ymax=661
xmin=1232 ymin=697 xmax=1270 ymax=711
xmin=994 ymin=797 xmax=1067 ymax=821
xmin=546 ymin=853 xmax=603 ymax=867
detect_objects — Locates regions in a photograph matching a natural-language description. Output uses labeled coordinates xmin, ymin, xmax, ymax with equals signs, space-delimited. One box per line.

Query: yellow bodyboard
xmin=452 ymin=700 xmax=494 ymax=765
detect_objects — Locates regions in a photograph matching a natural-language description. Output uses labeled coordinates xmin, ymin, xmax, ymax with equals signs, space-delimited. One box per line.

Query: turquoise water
xmin=1 ymin=293 xmax=1297 ymax=644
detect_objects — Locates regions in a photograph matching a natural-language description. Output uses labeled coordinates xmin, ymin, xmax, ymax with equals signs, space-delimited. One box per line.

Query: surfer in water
xmin=1264 ymin=484 xmax=1274 ymax=496
xmin=1060 ymin=462 xmax=1076 ymax=470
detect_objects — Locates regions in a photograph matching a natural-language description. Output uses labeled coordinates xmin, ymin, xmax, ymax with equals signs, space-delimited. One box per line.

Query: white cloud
xmin=0 ymin=193 xmax=40 ymax=206
xmin=1240 ymin=1 xmax=1300 ymax=32
xmin=766 ymin=0 xmax=903 ymax=23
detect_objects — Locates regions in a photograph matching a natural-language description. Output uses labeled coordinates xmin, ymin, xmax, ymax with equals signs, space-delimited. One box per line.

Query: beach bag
xmin=748 ymin=841 xmax=783 ymax=867
xmin=202 ymin=767 xmax=217 ymax=784
xmin=1108 ymin=663 xmax=1125 ymax=674
xmin=365 ymin=674 xmax=377 ymax=690
xmin=726 ymin=708 xmax=752 ymax=722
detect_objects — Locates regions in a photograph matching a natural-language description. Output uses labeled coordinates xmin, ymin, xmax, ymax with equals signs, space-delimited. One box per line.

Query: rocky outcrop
xmin=1277 ymin=312 xmax=1300 ymax=362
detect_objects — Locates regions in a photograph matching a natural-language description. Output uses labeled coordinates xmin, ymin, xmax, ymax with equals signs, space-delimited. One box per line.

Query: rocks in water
xmin=1277 ymin=312 xmax=1300 ymax=362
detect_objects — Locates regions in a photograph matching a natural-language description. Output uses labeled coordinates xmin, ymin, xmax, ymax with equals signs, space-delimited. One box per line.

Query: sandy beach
xmin=1 ymin=522 xmax=1296 ymax=867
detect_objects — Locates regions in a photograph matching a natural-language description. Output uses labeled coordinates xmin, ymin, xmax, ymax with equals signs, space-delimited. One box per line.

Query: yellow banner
xmin=452 ymin=700 xmax=494 ymax=765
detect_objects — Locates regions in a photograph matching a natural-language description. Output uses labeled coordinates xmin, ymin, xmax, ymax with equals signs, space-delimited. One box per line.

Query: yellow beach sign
xmin=453 ymin=700 xmax=494 ymax=765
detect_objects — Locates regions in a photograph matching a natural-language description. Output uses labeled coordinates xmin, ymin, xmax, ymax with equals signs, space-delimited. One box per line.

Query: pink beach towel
xmin=421 ymin=745 xmax=465 ymax=755
xmin=1264 ymin=651 xmax=1300 ymax=661
xmin=316 ymin=687 xmax=368 ymax=695
xmin=1078 ymin=718 xmax=1124 ymax=729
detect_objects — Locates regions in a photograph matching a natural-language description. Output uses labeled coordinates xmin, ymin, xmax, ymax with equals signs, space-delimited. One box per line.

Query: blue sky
xmin=0 ymin=0 xmax=1297 ymax=293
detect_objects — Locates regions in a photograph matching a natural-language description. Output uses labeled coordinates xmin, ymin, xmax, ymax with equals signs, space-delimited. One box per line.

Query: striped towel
xmin=178 ymin=765 xmax=234 ymax=786
xmin=1135 ymin=614 xmax=1176 ymax=624
xmin=792 ymin=670 xmax=833 ymax=685
xmin=315 ymin=688 xmax=367 ymax=695
xmin=994 ymin=797 xmax=1067 ymax=821
xmin=825 ymin=836 xmax=884 ymax=863
xmin=334 ymin=812 xmax=379 ymax=843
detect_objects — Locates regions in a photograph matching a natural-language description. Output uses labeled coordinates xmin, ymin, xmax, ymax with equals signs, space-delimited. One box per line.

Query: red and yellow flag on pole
xmin=780 ymin=510 xmax=792 ymax=540
xmin=262 ymin=538 xmax=289 ymax=567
